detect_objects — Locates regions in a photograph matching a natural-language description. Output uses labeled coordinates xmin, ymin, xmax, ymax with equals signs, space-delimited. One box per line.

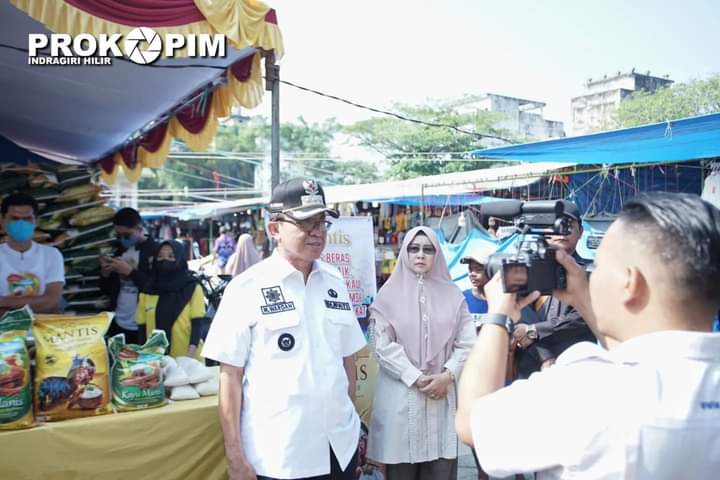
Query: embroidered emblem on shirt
xmin=328 ymin=289 xmax=338 ymax=298
xmin=278 ymin=333 xmax=295 ymax=352
xmin=260 ymin=286 xmax=296 ymax=314
xmin=325 ymin=300 xmax=351 ymax=311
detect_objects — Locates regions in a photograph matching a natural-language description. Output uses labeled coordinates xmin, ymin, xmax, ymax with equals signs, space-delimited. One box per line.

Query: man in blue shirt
xmin=461 ymin=252 xmax=490 ymax=323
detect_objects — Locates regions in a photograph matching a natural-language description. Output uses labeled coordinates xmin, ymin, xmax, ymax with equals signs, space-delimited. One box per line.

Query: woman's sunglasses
xmin=407 ymin=244 xmax=436 ymax=255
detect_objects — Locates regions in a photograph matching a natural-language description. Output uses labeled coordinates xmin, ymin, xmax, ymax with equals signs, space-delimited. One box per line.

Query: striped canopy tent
xmin=0 ymin=0 xmax=284 ymax=183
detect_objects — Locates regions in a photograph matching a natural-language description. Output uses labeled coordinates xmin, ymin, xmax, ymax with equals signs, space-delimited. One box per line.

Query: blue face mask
xmin=119 ymin=236 xmax=139 ymax=250
xmin=6 ymin=220 xmax=36 ymax=242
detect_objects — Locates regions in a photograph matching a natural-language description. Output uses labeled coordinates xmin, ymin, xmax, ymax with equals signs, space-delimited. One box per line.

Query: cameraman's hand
xmin=512 ymin=324 xmax=534 ymax=349
xmin=485 ymin=273 xmax=540 ymax=323
xmin=553 ymin=250 xmax=592 ymax=319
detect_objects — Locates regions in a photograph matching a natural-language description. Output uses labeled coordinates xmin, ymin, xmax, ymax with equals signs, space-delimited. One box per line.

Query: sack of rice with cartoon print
xmin=33 ymin=312 xmax=112 ymax=421
xmin=0 ymin=306 xmax=34 ymax=430
xmin=109 ymin=330 xmax=168 ymax=412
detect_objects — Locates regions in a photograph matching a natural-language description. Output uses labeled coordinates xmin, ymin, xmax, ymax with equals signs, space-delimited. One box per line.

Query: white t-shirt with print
xmin=0 ymin=242 xmax=65 ymax=297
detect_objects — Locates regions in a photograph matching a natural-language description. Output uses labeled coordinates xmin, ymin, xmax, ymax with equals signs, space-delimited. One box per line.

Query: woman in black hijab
xmin=136 ymin=241 xmax=206 ymax=357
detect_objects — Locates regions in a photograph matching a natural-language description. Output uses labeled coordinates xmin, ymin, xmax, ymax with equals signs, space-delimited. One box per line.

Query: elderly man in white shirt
xmin=456 ymin=192 xmax=720 ymax=479
xmin=203 ymin=178 xmax=366 ymax=480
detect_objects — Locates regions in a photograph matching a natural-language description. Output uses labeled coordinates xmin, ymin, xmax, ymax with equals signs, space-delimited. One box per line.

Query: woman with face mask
xmin=367 ymin=226 xmax=475 ymax=480
xmin=135 ymin=241 xmax=206 ymax=357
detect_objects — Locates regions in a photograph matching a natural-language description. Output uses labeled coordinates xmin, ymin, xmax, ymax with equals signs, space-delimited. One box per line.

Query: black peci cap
xmin=558 ymin=200 xmax=581 ymax=221
xmin=267 ymin=178 xmax=339 ymax=220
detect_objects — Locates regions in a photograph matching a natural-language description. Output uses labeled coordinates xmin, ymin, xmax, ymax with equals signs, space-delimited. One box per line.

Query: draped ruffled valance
xmin=9 ymin=0 xmax=283 ymax=184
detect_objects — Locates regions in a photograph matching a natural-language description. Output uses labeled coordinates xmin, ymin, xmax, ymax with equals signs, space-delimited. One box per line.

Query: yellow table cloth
xmin=0 ymin=396 xmax=227 ymax=480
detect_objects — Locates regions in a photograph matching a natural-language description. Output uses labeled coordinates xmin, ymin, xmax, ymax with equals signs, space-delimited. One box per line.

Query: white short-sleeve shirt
xmin=0 ymin=242 xmax=65 ymax=297
xmin=203 ymin=252 xmax=367 ymax=479
xmin=471 ymin=331 xmax=720 ymax=479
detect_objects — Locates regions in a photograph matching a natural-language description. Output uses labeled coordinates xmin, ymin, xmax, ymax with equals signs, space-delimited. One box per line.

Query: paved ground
xmin=458 ymin=442 xmax=479 ymax=480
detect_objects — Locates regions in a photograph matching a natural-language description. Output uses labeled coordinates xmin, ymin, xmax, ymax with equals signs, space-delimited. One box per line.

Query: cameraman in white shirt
xmin=456 ymin=192 xmax=720 ymax=479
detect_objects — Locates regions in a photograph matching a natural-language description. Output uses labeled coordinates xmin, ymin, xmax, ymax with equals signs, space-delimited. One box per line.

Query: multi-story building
xmin=450 ymin=93 xmax=565 ymax=146
xmin=571 ymin=71 xmax=673 ymax=134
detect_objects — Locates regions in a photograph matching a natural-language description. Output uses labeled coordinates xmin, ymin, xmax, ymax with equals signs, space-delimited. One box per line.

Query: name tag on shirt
xmin=325 ymin=300 xmax=351 ymax=311
xmin=260 ymin=286 xmax=296 ymax=315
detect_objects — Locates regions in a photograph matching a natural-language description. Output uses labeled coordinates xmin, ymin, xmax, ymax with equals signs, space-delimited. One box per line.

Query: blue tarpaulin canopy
xmin=472 ymin=113 xmax=720 ymax=165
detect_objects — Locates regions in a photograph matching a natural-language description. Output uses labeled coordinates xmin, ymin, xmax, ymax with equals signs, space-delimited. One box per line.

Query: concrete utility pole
xmin=264 ymin=51 xmax=280 ymax=191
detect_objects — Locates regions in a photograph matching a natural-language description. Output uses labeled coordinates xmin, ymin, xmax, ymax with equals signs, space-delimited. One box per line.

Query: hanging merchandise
xmin=701 ymin=164 xmax=720 ymax=210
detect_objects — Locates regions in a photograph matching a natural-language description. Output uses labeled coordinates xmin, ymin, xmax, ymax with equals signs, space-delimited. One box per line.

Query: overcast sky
xmin=253 ymin=0 xmax=719 ymax=138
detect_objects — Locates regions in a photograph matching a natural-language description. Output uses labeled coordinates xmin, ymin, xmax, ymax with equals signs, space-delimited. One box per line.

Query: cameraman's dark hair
xmin=113 ymin=207 xmax=142 ymax=228
xmin=618 ymin=193 xmax=720 ymax=306
xmin=1 ymin=193 xmax=39 ymax=216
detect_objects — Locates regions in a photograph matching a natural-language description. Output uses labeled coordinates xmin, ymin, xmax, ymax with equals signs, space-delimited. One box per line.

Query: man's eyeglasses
xmin=407 ymin=244 xmax=436 ymax=255
xmin=276 ymin=215 xmax=333 ymax=233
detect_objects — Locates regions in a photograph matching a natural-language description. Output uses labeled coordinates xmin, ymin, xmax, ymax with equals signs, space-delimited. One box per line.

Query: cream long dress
xmin=367 ymin=284 xmax=475 ymax=465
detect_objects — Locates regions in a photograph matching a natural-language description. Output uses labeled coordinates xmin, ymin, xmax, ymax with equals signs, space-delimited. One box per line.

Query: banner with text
xmin=320 ymin=216 xmax=378 ymax=426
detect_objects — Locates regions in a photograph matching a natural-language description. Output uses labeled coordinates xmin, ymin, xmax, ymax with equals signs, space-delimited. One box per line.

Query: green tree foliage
xmin=345 ymin=99 xmax=513 ymax=180
xmin=614 ymin=75 xmax=720 ymax=128
xmin=139 ymin=116 xmax=379 ymax=191
xmin=279 ymin=118 xmax=380 ymax=185
xmin=138 ymin=115 xmax=267 ymax=192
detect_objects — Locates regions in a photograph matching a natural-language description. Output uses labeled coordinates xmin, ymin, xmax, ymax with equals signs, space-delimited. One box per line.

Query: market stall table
xmin=0 ymin=396 xmax=227 ymax=480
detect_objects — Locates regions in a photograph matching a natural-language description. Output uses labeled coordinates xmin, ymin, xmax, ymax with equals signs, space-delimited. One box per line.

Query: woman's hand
xmin=419 ymin=371 xmax=452 ymax=400
xmin=414 ymin=374 xmax=431 ymax=389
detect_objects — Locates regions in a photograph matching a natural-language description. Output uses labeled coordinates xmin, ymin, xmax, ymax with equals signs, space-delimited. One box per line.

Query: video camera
xmin=479 ymin=199 xmax=578 ymax=295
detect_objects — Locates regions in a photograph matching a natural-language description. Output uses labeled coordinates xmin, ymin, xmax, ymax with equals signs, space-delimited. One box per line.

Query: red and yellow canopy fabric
xmin=9 ymin=0 xmax=284 ymax=184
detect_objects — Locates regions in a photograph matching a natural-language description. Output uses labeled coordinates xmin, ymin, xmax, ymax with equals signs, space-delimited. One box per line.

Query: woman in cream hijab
xmin=224 ymin=233 xmax=261 ymax=277
xmin=368 ymin=226 xmax=475 ymax=479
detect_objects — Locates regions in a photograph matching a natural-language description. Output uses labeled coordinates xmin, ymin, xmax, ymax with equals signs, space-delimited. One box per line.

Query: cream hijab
xmin=370 ymin=226 xmax=466 ymax=373
xmin=225 ymin=233 xmax=261 ymax=277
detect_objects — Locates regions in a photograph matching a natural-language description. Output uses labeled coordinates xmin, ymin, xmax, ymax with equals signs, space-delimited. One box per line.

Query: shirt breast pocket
xmin=324 ymin=310 xmax=356 ymax=358
xmin=260 ymin=313 xmax=304 ymax=360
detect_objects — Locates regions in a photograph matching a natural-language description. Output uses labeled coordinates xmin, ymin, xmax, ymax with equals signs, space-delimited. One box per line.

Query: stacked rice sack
xmin=109 ymin=331 xmax=169 ymax=412
xmin=0 ymin=163 xmax=115 ymax=314
xmin=163 ymin=356 xmax=218 ymax=400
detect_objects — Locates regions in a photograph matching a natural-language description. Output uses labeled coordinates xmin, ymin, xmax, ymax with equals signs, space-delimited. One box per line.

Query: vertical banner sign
xmin=321 ymin=216 xmax=378 ymax=426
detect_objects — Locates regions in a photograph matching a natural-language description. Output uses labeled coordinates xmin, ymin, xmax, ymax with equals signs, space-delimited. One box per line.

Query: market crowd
xmin=2 ymin=178 xmax=720 ymax=480
xmin=0 ymin=193 xmax=261 ymax=358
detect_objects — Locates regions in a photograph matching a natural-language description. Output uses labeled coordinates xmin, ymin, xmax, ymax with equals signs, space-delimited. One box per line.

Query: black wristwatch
xmin=526 ymin=323 xmax=539 ymax=341
xmin=477 ymin=314 xmax=513 ymax=335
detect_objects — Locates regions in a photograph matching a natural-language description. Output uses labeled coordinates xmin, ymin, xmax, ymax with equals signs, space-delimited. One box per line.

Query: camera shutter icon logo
xmin=124 ymin=27 xmax=162 ymax=65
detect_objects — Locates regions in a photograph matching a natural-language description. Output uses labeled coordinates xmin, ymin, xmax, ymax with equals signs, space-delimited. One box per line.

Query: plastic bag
xmin=176 ymin=356 xmax=212 ymax=384
xmin=170 ymin=385 xmax=199 ymax=401
xmin=109 ymin=330 xmax=168 ymax=412
xmin=33 ymin=312 xmax=112 ymax=421
xmin=0 ymin=307 xmax=34 ymax=430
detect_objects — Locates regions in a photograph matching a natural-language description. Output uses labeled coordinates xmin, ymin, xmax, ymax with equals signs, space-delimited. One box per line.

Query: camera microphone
xmin=478 ymin=200 xmax=524 ymax=220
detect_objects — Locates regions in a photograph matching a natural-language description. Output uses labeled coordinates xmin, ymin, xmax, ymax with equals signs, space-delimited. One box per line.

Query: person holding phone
xmin=99 ymin=207 xmax=158 ymax=344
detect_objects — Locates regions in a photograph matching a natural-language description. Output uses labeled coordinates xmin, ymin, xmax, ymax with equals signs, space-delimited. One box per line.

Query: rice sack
xmin=0 ymin=307 xmax=34 ymax=430
xmin=109 ymin=330 xmax=168 ymax=412
xmin=33 ymin=312 xmax=112 ymax=421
